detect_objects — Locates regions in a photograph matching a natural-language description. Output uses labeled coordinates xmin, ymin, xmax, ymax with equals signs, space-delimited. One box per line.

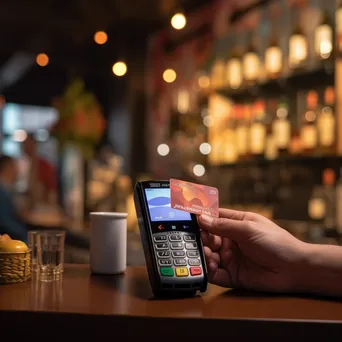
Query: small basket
xmin=0 ymin=250 xmax=31 ymax=284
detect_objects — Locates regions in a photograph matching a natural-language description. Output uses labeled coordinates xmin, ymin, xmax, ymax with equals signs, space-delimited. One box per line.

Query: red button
xmin=190 ymin=267 xmax=202 ymax=276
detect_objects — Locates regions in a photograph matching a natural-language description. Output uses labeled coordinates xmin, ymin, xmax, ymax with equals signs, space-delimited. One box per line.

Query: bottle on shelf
xmin=322 ymin=168 xmax=337 ymax=237
xmin=242 ymin=31 xmax=261 ymax=86
xmin=307 ymin=183 xmax=326 ymax=243
xmin=272 ymin=97 xmax=291 ymax=157
xmin=289 ymin=13 xmax=308 ymax=71
xmin=265 ymin=32 xmax=283 ymax=79
xmin=336 ymin=0 xmax=342 ymax=56
xmin=249 ymin=100 xmax=266 ymax=158
xmin=226 ymin=37 xmax=243 ymax=90
xmin=235 ymin=104 xmax=249 ymax=160
xmin=314 ymin=10 xmax=333 ymax=62
xmin=264 ymin=98 xmax=278 ymax=161
xmin=317 ymin=86 xmax=336 ymax=155
xmin=300 ymin=90 xmax=319 ymax=155
xmin=222 ymin=105 xmax=237 ymax=164
xmin=210 ymin=59 xmax=226 ymax=90
xmin=336 ymin=168 xmax=342 ymax=236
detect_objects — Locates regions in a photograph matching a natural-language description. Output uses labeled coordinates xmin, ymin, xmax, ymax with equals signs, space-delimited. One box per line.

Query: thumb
xmin=198 ymin=214 xmax=254 ymax=241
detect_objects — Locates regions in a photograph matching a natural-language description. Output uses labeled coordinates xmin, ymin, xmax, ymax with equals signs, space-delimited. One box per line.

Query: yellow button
xmin=175 ymin=267 xmax=188 ymax=277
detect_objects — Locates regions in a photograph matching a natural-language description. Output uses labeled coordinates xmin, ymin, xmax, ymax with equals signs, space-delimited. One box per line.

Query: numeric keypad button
xmin=154 ymin=235 xmax=167 ymax=242
xmin=188 ymin=259 xmax=201 ymax=266
xmin=169 ymin=235 xmax=182 ymax=242
xmin=157 ymin=251 xmax=170 ymax=258
xmin=183 ymin=234 xmax=196 ymax=242
xmin=159 ymin=259 xmax=172 ymax=266
xmin=171 ymin=243 xmax=183 ymax=250
xmin=185 ymin=242 xmax=197 ymax=250
xmin=174 ymin=259 xmax=187 ymax=266
xmin=155 ymin=243 xmax=168 ymax=250
xmin=172 ymin=251 xmax=185 ymax=258
xmin=187 ymin=251 xmax=199 ymax=258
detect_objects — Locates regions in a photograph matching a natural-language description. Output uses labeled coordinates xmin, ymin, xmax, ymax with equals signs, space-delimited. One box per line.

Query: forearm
xmin=293 ymin=243 xmax=342 ymax=297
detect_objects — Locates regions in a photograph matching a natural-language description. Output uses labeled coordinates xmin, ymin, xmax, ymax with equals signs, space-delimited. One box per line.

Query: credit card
xmin=170 ymin=178 xmax=219 ymax=218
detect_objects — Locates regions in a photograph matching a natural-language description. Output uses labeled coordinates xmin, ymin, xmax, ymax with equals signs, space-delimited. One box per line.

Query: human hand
xmin=198 ymin=209 xmax=307 ymax=293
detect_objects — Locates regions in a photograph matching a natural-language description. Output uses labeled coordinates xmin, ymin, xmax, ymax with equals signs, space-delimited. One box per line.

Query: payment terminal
xmin=134 ymin=180 xmax=208 ymax=297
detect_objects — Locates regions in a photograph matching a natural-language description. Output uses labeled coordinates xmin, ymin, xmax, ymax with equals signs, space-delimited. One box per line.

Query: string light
xmin=193 ymin=164 xmax=205 ymax=177
xmin=94 ymin=31 xmax=108 ymax=45
xmin=36 ymin=53 xmax=49 ymax=67
xmin=157 ymin=144 xmax=170 ymax=156
xmin=171 ymin=13 xmax=187 ymax=30
xmin=112 ymin=61 xmax=127 ymax=77
xmin=163 ymin=69 xmax=177 ymax=83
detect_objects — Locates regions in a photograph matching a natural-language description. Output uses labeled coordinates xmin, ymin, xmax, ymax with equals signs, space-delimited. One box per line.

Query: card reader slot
xmin=162 ymin=284 xmax=173 ymax=289
xmin=174 ymin=284 xmax=192 ymax=289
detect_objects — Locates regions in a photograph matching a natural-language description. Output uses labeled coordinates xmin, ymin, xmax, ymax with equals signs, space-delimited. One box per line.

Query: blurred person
xmin=198 ymin=209 xmax=342 ymax=298
xmin=22 ymin=134 xmax=57 ymax=207
xmin=0 ymin=155 xmax=27 ymax=242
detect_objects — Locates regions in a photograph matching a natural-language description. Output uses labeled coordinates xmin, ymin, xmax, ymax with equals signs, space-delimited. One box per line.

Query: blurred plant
xmin=50 ymin=79 xmax=106 ymax=159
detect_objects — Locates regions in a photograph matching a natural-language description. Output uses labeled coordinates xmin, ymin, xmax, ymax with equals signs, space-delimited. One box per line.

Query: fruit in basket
xmin=0 ymin=234 xmax=11 ymax=242
xmin=0 ymin=235 xmax=28 ymax=252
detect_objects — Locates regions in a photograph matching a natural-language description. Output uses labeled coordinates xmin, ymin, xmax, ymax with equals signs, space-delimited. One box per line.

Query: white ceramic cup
xmin=90 ymin=212 xmax=128 ymax=275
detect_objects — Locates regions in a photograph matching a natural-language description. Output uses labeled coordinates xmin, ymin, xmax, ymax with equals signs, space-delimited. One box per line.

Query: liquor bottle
xmin=242 ymin=32 xmax=260 ymax=86
xmin=318 ymin=86 xmax=336 ymax=154
xmin=211 ymin=59 xmax=225 ymax=90
xmin=235 ymin=104 xmax=249 ymax=160
xmin=222 ymin=105 xmax=237 ymax=164
xmin=322 ymin=168 xmax=337 ymax=237
xmin=307 ymin=183 xmax=326 ymax=243
xmin=336 ymin=168 xmax=342 ymax=235
xmin=264 ymin=98 xmax=278 ymax=160
xmin=300 ymin=91 xmax=318 ymax=155
xmin=289 ymin=16 xmax=308 ymax=71
xmin=226 ymin=37 xmax=243 ymax=90
xmin=265 ymin=33 xmax=283 ymax=79
xmin=336 ymin=0 xmax=342 ymax=56
xmin=249 ymin=100 xmax=266 ymax=158
xmin=315 ymin=10 xmax=333 ymax=61
xmin=272 ymin=98 xmax=291 ymax=156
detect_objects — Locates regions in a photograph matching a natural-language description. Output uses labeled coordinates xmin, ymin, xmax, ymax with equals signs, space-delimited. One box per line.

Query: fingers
xmin=207 ymin=265 xmax=233 ymax=288
xmin=201 ymin=230 xmax=221 ymax=252
xmin=218 ymin=208 xmax=247 ymax=221
xmin=203 ymin=246 xmax=220 ymax=264
xmin=198 ymin=214 xmax=255 ymax=241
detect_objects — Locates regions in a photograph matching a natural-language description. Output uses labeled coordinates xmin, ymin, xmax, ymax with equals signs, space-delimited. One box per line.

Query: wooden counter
xmin=1 ymin=265 xmax=342 ymax=339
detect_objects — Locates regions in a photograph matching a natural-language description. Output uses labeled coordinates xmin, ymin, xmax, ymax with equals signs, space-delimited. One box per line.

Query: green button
xmin=160 ymin=267 xmax=174 ymax=276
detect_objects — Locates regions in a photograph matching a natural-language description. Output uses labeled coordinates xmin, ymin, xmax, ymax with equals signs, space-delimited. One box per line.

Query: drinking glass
xmin=37 ymin=231 xmax=65 ymax=281
xmin=27 ymin=231 xmax=39 ymax=272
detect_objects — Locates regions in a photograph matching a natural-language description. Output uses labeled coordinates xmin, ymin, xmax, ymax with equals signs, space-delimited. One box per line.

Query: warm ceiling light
xmin=112 ymin=61 xmax=127 ymax=77
xmin=36 ymin=53 xmax=49 ymax=67
xmin=94 ymin=31 xmax=108 ymax=45
xmin=163 ymin=69 xmax=177 ymax=83
xmin=171 ymin=13 xmax=187 ymax=30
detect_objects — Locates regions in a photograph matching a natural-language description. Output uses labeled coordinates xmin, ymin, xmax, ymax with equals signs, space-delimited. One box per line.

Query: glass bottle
xmin=265 ymin=33 xmax=283 ymax=79
xmin=226 ymin=37 xmax=243 ymax=90
xmin=249 ymin=100 xmax=266 ymax=158
xmin=243 ymin=32 xmax=260 ymax=86
xmin=289 ymin=13 xmax=308 ymax=71
xmin=272 ymin=98 xmax=291 ymax=157
xmin=300 ymin=90 xmax=319 ymax=155
xmin=315 ymin=10 xmax=333 ymax=61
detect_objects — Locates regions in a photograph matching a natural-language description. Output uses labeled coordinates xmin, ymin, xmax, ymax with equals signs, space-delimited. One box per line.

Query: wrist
xmin=290 ymin=242 xmax=342 ymax=297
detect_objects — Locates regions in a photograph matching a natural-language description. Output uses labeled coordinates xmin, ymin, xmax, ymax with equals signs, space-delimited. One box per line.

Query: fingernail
xmin=200 ymin=214 xmax=213 ymax=225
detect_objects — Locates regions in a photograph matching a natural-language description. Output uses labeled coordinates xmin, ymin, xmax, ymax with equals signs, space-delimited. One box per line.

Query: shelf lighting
xmin=112 ymin=61 xmax=127 ymax=77
xmin=36 ymin=53 xmax=49 ymax=67
xmin=94 ymin=31 xmax=108 ymax=45
xmin=171 ymin=13 xmax=187 ymax=30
